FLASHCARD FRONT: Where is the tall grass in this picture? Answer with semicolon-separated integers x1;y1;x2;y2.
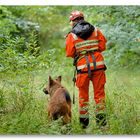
0;69;140;135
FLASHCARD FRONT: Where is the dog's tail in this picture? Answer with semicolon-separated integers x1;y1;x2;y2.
64;91;71;118
64;91;71;109
64;91;71;102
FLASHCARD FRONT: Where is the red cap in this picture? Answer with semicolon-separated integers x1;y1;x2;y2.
69;11;84;21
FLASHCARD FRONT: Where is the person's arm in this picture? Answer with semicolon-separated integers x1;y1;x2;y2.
97;29;107;52
65;33;76;58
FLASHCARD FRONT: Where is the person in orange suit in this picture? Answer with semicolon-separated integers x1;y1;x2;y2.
65;10;107;128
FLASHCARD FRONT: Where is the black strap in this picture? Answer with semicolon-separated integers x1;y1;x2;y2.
77;67;107;74
74;51;97;78
85;55;92;78
73;83;75;104
91;53;96;70
72;68;77;83
72;68;77;104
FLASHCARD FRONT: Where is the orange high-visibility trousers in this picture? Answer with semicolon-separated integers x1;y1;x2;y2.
76;70;106;118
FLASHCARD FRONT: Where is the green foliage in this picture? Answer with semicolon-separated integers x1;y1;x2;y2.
84;6;140;68
0;6;140;135
1;6;140;72
0;6;41;73
0;70;140;134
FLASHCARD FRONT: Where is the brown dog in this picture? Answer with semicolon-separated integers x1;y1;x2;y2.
43;76;71;124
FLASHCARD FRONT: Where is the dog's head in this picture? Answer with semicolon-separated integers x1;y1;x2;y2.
43;75;62;96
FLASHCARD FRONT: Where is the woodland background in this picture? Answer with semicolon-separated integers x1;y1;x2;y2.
0;6;140;135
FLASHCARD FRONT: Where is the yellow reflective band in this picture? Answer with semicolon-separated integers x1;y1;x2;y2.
80;114;89;118
79;106;89;111
75;40;99;49
94;27;98;37
95;109;106;115
77;61;105;70
77;47;99;54
79;108;88;112
71;33;78;40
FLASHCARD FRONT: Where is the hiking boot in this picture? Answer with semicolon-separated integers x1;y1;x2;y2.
80;118;89;129
96;113;107;127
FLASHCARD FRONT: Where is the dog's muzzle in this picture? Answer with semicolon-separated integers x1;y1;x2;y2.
43;88;49;94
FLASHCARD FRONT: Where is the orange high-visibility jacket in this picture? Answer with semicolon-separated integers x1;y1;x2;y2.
65;28;107;72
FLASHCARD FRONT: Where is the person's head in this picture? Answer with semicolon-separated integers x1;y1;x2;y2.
69;10;84;26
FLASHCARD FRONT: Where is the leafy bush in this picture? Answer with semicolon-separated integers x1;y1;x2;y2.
0;6;140;135
87;6;140;68
0;6;41;73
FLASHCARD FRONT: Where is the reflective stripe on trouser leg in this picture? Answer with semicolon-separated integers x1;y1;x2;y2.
79;93;89;119
78;74;90;119
79;106;89;118
79;106;89;128
91;70;106;113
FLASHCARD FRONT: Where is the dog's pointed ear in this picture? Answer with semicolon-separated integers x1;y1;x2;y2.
49;76;54;86
56;76;61;83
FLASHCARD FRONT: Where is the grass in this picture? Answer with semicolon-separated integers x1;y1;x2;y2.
0;68;140;135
